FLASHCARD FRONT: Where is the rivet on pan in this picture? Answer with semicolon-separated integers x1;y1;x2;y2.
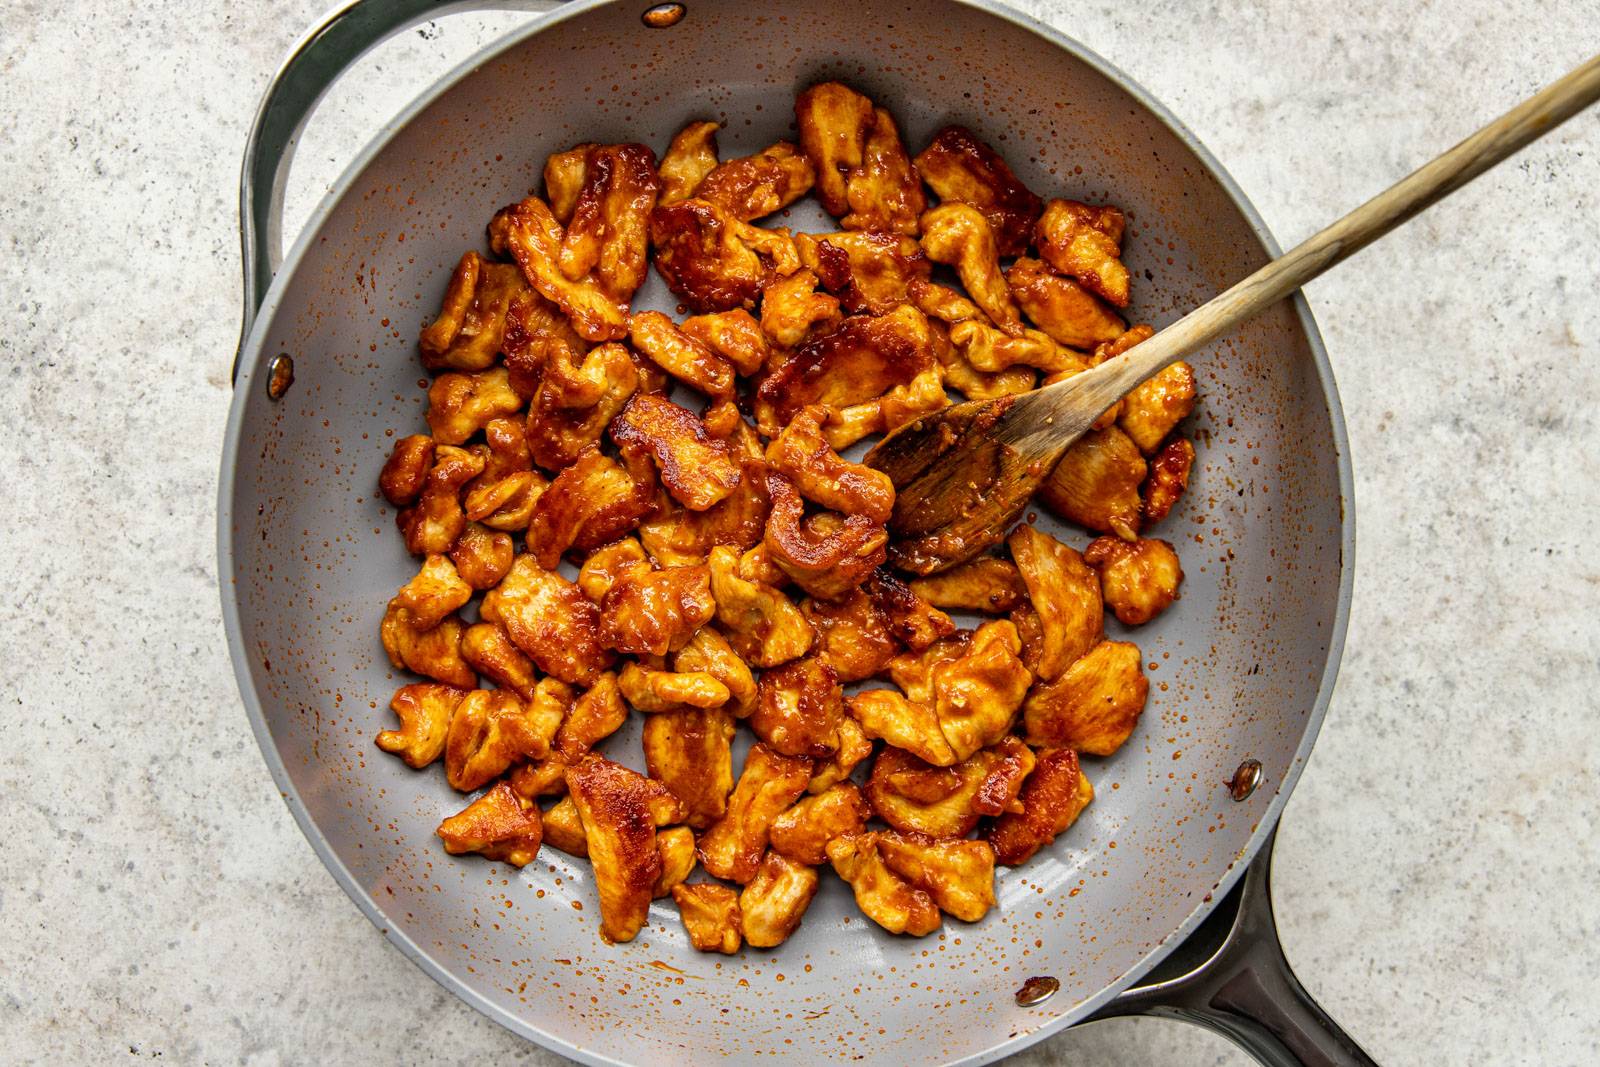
1228;758;1263;801
641;2;685;28
1014;976;1059;1007
266;354;295;400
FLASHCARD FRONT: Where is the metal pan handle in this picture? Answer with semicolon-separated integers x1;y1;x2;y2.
234;0;558;383
1091;827;1378;1067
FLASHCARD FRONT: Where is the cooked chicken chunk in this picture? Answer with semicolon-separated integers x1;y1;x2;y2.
1034;199;1130;307
807;716;874;795
1120;361;1198;455
695;141;815;221
672;882;742;954
1038;425;1147;541
436;781;543;867
909;557;1027;614
1142;436;1195;525
444;683;565;792
825;833;941;936
610;392;742;512
1023;640;1149;755
1007;525;1104;681
751;655;844;758
600;564;716;656
658;121;721;206
984;747;1094;865
565;755;680;943
490;196;629;341
524;446;654;568
420;252;529;371
380;603;475;688
1005;257;1126;349
1083;536;1183;626
796;229;930;314
913;125;1043;257
769;782;872;866
642;707;736;829
919;203;1022;336
479;555;613;686
875;831;996;922
707;545;815;668
801;589;898;683
740;851;821;948
459;622;538;700
376;683;467;768
865;736;1034;839
697;743;812;884
766;405;895;523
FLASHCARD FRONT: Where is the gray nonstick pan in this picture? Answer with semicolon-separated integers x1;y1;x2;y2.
218;1;1359;1063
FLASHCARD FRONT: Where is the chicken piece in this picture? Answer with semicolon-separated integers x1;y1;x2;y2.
796;82;873;216
643;707;736;828
450;522;515;590
672;883;742;954
523;341;641;470
650;197;800;313
924;311;1036;401
1084;536;1183;626
376;683;467;768
769;782;871;866
490;196;628;341
758;268;842;348
1120;361;1197;455
638;453;770;567
424;367;522;447
865;568;956;651
459;622;538;700
444;684;566;792
913;125;1043;257
796;230;931;315
765;406;895;523
680;308;769;376
707;545;815;668
420;252;529;371
576;537;650;603
672;625;759;718
479;555;613;686
538;794;589;856
825;833;941;936
628;310;736;399
1072;324;1153;430
875;831;996;923
928;620;1032;763
658;121;721;205
696;141;815;221
619;661;731;712
557;143;660;302
462;418;544;532
653;826;698;898
847;106;925;233
1038;425;1147;542
808;716;873;794
909;557;1027;614
751;655;844;759
380;434;435;507
1023;640;1148;755
500;287;587;398
610;392;742;512
1142;436;1195;525
436;781;543;867
763;474;888;601
740;851;821;948
947;317;1086;375
1007;525;1104;682
818;364;949;450
393;554;473;630
565;756;673;943
697;743;813;883
737;540;790;589
865;736;1034;838
801;589;898;683
1034;199;1130;307
544;143;596;223
755;304;935;432
1005;257;1126;349
848;688;955;766
380;604;475;688
508;670;627;799
601;564;715;656
919;203;1022;336
984;748;1094;865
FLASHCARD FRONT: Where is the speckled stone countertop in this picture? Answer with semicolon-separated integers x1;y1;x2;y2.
3;1;1597;1063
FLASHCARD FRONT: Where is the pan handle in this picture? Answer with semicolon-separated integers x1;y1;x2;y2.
1089;827;1378;1067
234;0;560;384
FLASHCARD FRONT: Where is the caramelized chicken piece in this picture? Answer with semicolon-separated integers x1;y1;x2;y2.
796;230;930;315
923;309;1036;401
1120;361;1197;455
818;364;949;450
565;755;674;943
1035;199;1130;307
875;831;996;922
420;252;529;371
393;554;473;630
919;203;1022;336
576;537;650;603
1005;257;1125;349
376;683;467;768
380;604;475;688
847;106;925;233
1084;536;1183;626
1023;640;1148;755
865;736;1034;839
643;707;736;829
654;826;697;898
927;620;1032;763
909;557;1026;614
707;545;815;668
459;622;539;700
765;406;895;523
450;522;515;590
1038;425;1147;542
672;883;742;954
444;684;565;792
848;688;955;766
424;367;523;447
947;317;1086;375
825;832;941;936
763;474;888;601
679;308;769;376
808;716;873;794
558;143;660;302
522;341;641;470
801;589;898;683
913;126;1043;257
496;671;625;802
695;141;815;221
1077;325;1155;434
1007;525;1104;682
984;747;1094;865
601;564;715;656
769;782;871;866
865;568;956;651
380;434;435;507
436;781;543;867
697;743;813;883
619;660;731;712
658;121;721;206
463;417;544;532
479;555;613;686
1142;436;1195;525
751;655;844;758
628;310;736;399
501;287;588;398
544;143;596;223
610;392;741;512
740;851;821;948
490;196;629;342
650;197;800;313
672;625;759;718
539;795;589;854
755;304;934;431
638;453;770;566
524;447;654;568
758;268;842;348
796;82;873;216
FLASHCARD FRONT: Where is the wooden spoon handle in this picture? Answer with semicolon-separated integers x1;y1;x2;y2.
1079;51;1600;401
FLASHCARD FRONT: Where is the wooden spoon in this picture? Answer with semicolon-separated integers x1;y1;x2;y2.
867;53;1600;574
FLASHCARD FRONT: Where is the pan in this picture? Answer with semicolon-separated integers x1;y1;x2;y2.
218;1;1360;1063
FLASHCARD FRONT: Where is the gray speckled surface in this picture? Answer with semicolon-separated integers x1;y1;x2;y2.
2;1;1597;1064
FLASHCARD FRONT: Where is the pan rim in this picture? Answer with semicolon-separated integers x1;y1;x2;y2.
216;1;1356;1063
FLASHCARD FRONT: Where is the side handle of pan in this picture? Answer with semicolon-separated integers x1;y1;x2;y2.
234;0;561;384
1090;827;1378;1067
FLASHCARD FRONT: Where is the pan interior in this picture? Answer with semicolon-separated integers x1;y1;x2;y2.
222;1;1346;1063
